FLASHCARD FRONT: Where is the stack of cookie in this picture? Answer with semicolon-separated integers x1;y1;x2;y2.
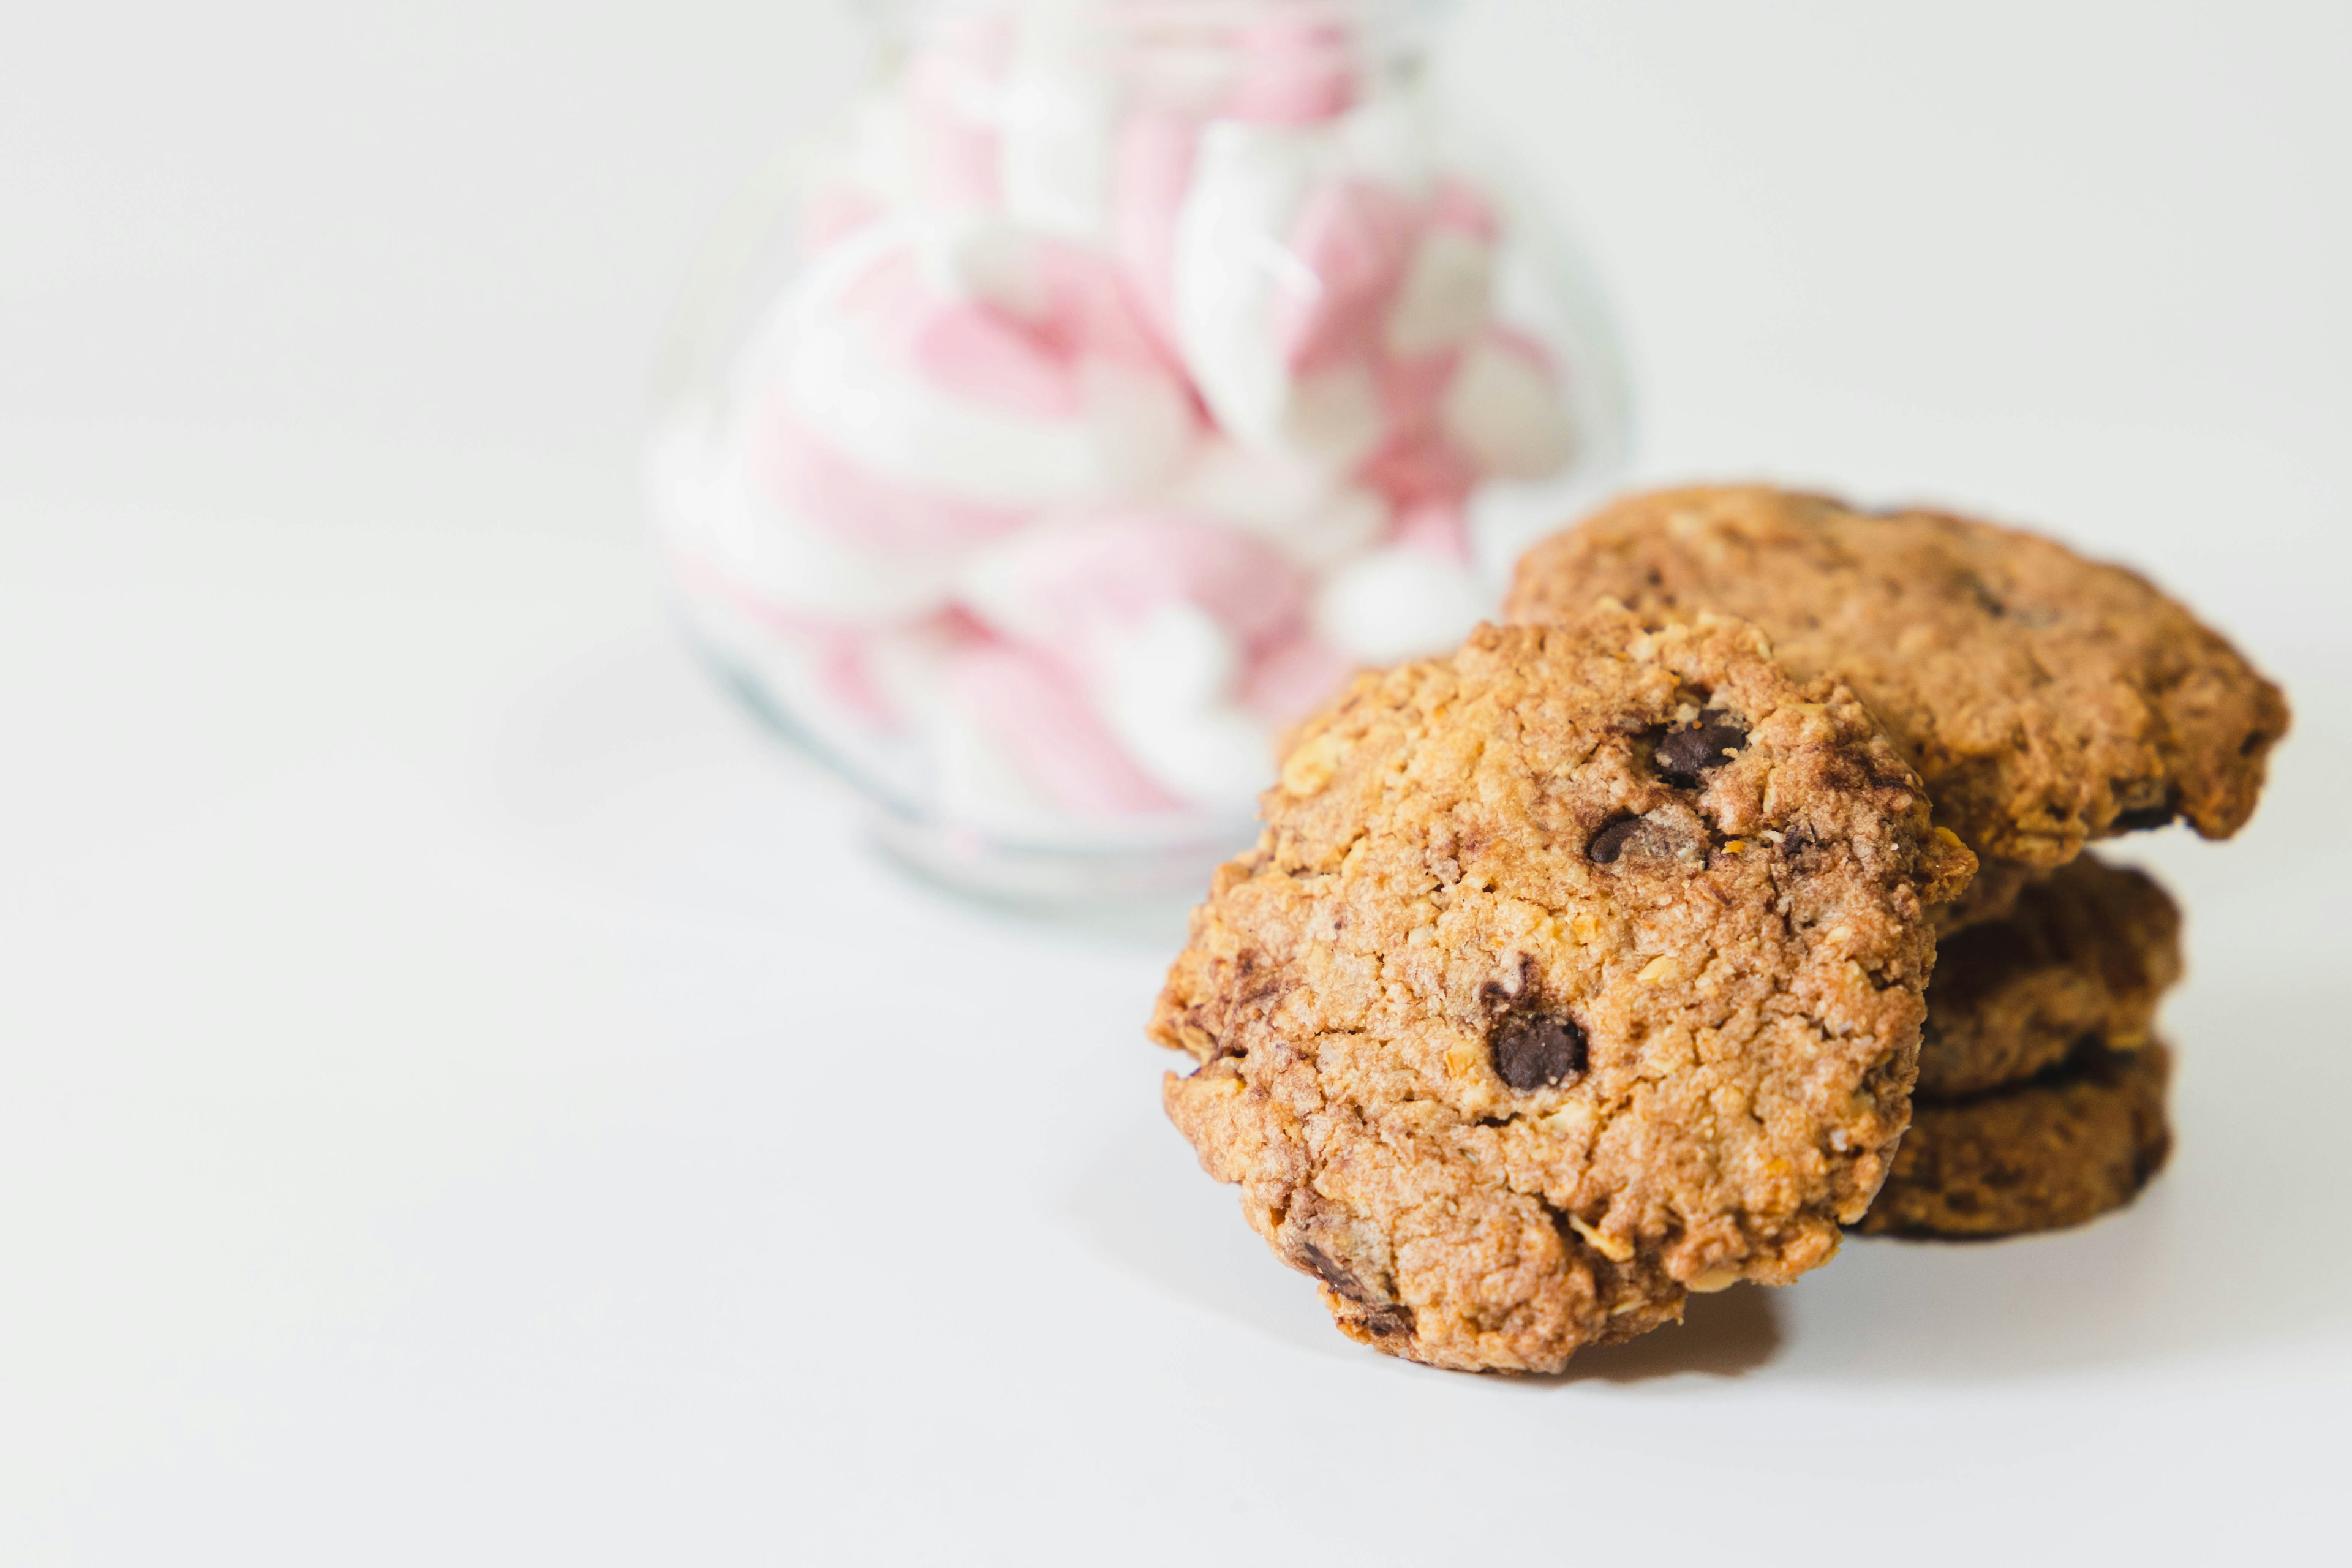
1505;487;2287;1240
1146;485;2284;1374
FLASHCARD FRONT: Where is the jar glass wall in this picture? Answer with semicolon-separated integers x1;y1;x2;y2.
647;0;1629;908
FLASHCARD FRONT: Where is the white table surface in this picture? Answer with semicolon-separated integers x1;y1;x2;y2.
6;2;2349;1561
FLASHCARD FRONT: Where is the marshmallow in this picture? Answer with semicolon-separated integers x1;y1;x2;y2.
959;513;1314;809
903;11;1014;210
656;431;957;627
1227;15;1359;125
1275;178;1420;372
1441;329;1577;481
1161;439;1387;571
947;642;1182;815
1112;110;1199;349
1390;499;1472;561
663;2;1614;834
959;512;1310;665
1385;205;1496;358
1172;120;1394;467
1171;113;1483;475
745;402;1034;555
778;221;1196;510
1313;542;1491;666
1240;627;1359;729
1099;601;1280;809
998;0;1123;237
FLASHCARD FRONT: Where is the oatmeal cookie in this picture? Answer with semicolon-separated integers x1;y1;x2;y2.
1152;609;1975;1372
1505;486;2288;867
1930;855;2044;937
1920;854;2181;1097
1859;1044;2172;1238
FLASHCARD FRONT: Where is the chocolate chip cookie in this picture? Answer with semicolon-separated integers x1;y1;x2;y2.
1920;854;2182;1096
1505;486;2289;867
1930;854;2044;937
1152;609;1975;1372
1858;1043;2173;1238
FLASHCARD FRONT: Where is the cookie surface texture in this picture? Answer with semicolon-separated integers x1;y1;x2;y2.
1929;856;2045;937
1919;854;2182;1097
1859;1044;2173;1238
1152;611;1975;1373
1505;486;2289;866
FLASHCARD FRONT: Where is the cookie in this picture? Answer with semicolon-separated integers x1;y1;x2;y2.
1505;486;2289;867
1920;854;2182;1096
1858;1044;2173;1238
1929;854;2044;937
1150;609;1975;1373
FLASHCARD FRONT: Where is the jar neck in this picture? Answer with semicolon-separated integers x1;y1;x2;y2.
873;0;1446;116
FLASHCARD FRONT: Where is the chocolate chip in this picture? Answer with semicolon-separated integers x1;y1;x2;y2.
1588;816;1644;863
2239;729;2271;757
1492;1013;1588;1090
1478;953;1537;1009
1357;1304;1415;1338
1657;709;1747;786
1300;1242;1369;1303
2113;803;2176;832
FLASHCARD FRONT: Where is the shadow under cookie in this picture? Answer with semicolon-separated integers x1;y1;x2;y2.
1548;1285;1783;1383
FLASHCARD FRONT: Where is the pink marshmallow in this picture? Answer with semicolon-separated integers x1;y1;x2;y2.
846;236;1173;394
903;13;1013;209
1240;629;1359;729
834;247;935;342
1390;499;1472;562
1357;345;1478;511
1359;432;1479;513
1227;18;1359;125
1489;324;1561;377
950;644;1183;815
1112;111;1200;353
744;406;1035;554
1373;342;1462;434
912;301;1084;419
1030;241;1178;375
1276;179;1420;374
961;514;1311;667
785;225;1197;508
1425;176;1502;244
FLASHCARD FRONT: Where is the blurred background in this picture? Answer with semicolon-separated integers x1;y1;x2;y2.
4;2;2348;1561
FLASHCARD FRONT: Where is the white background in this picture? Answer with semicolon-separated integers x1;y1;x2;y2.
5;2;2348;1561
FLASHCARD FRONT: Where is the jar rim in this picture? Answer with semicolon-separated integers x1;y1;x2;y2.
865;0;1456;47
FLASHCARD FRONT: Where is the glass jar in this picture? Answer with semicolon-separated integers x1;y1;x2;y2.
647;0;1629;909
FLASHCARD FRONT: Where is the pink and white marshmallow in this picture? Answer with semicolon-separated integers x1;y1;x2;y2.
776;219;1196;514
667;1;1610;829
957;512;1330;808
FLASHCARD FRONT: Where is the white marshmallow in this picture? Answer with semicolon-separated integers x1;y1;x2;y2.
1163;439;1388;571
1313;545;1491;666
998;0;1123;238
911;212;1054;320
1170;120;1317;448
706;450;959;625
1100;602;1280;809
1441;336;1577;481
650;424;957;626
1385;228;1495;358
778;222;1194;510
